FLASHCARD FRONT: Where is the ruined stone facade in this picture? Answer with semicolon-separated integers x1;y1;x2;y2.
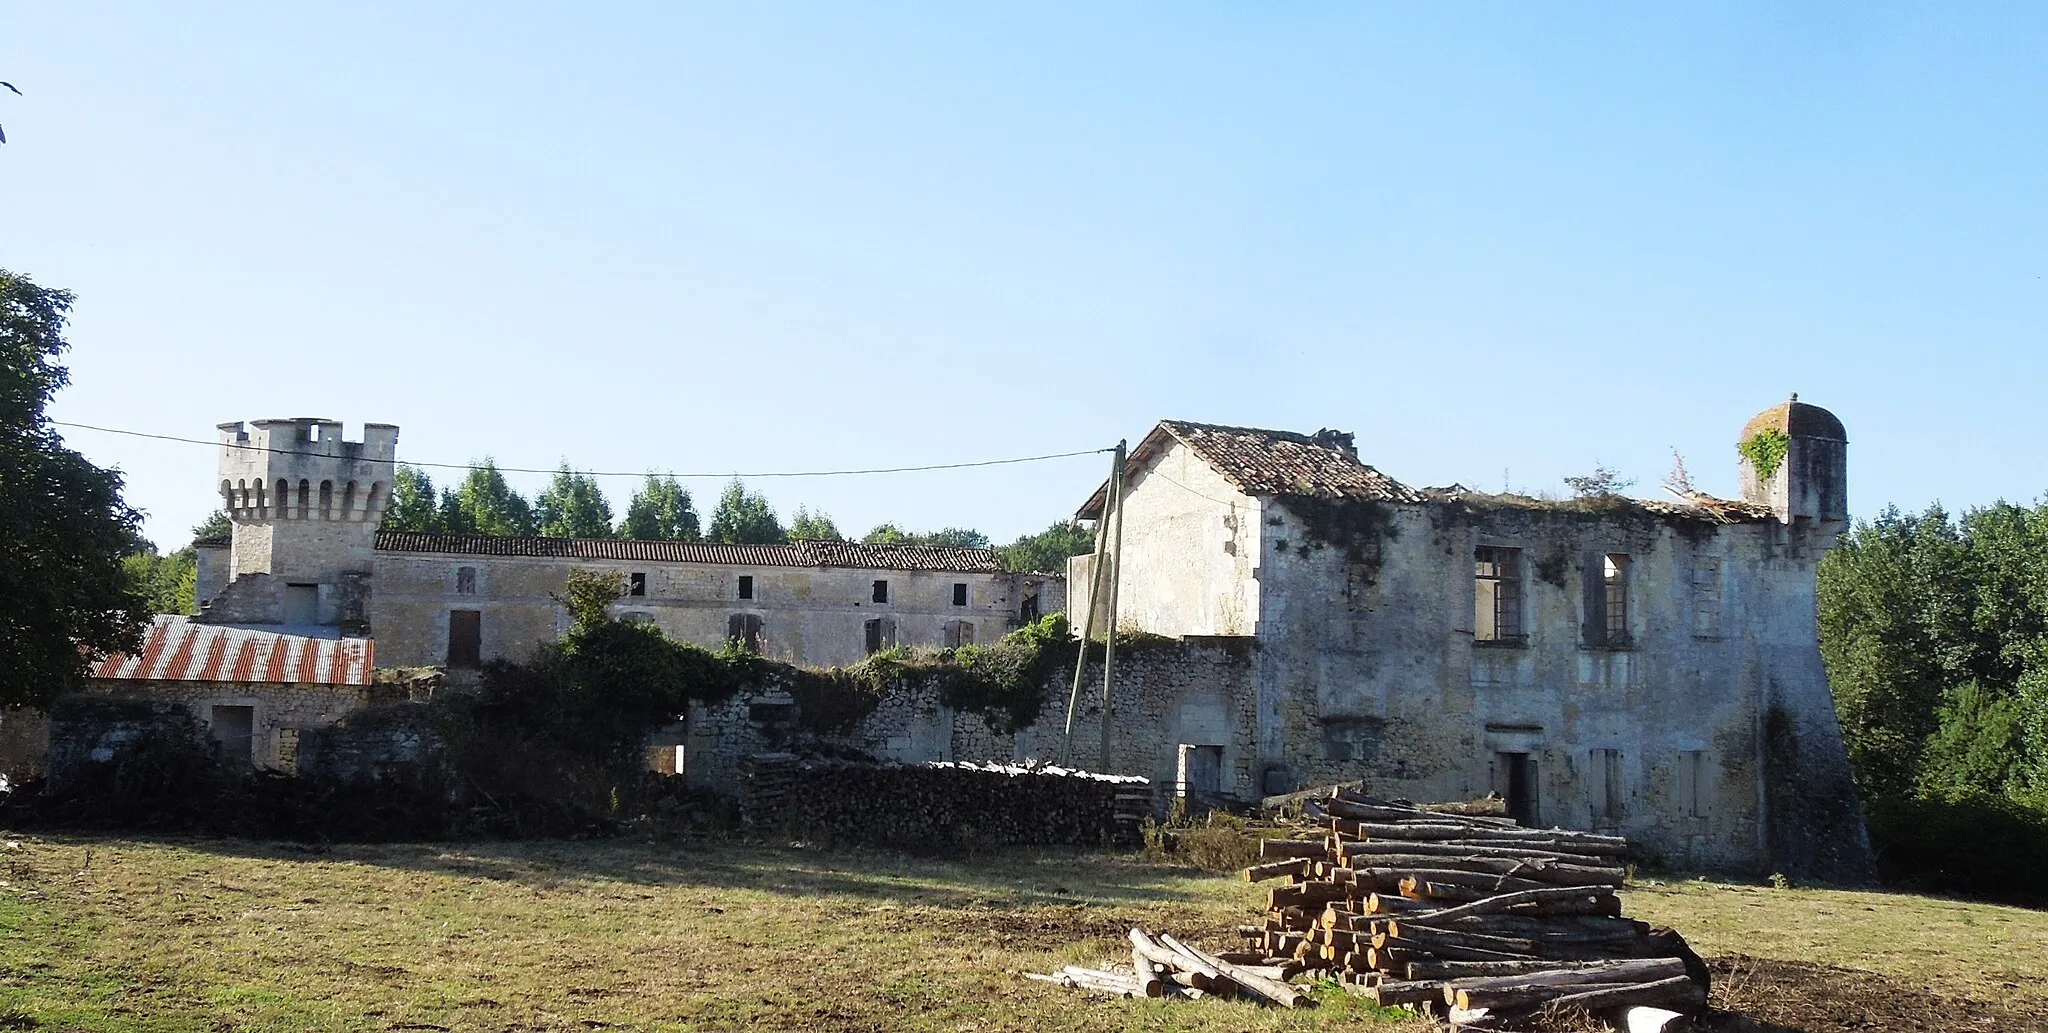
370;535;1063;670
1062;408;1869;879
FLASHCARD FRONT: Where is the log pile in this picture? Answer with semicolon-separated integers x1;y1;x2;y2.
741;754;1148;847
1238;788;1708;1028
1024;927;1315;1007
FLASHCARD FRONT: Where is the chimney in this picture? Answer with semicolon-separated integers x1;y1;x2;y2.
1311;428;1358;458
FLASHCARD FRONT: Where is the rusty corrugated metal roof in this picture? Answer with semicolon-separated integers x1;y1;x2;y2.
374;532;1007;573
92;616;374;686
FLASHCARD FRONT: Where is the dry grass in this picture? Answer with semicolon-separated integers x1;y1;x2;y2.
0;835;2042;1032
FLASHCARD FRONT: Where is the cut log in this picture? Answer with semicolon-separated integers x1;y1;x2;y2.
1394;869;1553;894
1364;979;1448;1006
1245;858;1312;882
1439;958;1687;999
1381;922;1541;955
1541;975;1708;1015
1400;879;1493;903
1371;934;1537;963
1407;886;1621;924
1409;958;1635;980
1164;934;1314;1009
1338;838;1626;865
1131;943;1165;998
1130;928;1222;991
1442;836;1630;858
1455;981;1638;1010
1365;893;1428;914
1367;946;1422;971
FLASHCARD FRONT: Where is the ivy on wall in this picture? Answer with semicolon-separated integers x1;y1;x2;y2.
1739;428;1792;480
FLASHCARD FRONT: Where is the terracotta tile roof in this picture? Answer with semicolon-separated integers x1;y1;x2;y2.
91;616;374;686
1078;420;1421;517
374;532;1007;573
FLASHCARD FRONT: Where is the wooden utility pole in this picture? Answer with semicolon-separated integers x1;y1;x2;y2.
1097;440;1127;773
1061;443;1122;765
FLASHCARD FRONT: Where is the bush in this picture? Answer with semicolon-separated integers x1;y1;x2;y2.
1865;793;2048;904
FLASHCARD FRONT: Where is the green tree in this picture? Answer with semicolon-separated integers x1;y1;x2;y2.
536;464;614;539
998;520;1096;573
707;479;784;544
788;506;841;541
191;509;231;541
445;459;536;536
860;524;989;549
384;464;443;532
0;269;151;705
619;475;701;541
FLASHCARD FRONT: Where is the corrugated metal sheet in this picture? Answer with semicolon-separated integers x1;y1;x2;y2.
374;532;1006;573
91;616;374;686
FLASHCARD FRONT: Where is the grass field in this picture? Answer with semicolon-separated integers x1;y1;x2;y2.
0;834;2043;1032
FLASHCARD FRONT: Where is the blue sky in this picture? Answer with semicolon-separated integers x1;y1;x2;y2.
4;3;2044;549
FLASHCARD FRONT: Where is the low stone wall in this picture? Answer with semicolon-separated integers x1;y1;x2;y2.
676;637;1260;810
737;753;1147;848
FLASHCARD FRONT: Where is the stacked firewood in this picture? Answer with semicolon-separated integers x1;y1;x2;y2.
1240;788;1707;1027
742;754;1149;847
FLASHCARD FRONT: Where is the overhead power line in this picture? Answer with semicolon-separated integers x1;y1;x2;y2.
49;420;1114;479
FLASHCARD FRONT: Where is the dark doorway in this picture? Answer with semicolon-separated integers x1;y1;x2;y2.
210;705;255;763
1498;751;1539;826
448;609;482;668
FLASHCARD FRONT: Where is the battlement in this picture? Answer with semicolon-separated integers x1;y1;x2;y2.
217;418;400;525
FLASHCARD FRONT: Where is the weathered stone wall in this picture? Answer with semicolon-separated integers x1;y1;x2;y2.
296;703;447;783
675;638;1259;807
1069;438;1262;638
61;679;379;772
373;551;1057;669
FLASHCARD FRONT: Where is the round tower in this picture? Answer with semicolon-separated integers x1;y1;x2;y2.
1737;394;1846;528
209;419;398;626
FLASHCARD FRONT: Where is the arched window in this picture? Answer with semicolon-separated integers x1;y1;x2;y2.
298;480;311;512
276;480;291;518
318;480;334;519
342;480;358;519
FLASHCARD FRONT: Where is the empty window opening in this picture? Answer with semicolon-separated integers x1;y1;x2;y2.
455;566;477;595
1495;752;1539;827
1603;554;1631;645
1177;744;1224;800
1692;558;1723;638
952;582;969;607
283;584;319;625
319;480;334;519
1590;748;1624;824
944;619;975;648
728;613;764;655
863;617;896;655
276;479;291;518
748;701;796;726
629;572;647;597
1474;546;1524;645
298;479;311;512
1020;582;1041;623
738;575;754;600
210;705;256;764
872;580;889;604
447;609;482;668
1678;750;1707;819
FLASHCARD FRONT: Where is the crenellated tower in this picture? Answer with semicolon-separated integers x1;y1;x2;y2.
204;418;399;628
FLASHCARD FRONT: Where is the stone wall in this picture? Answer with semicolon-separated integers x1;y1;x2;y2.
0;707;51;781
674;637;1260;811
373;551;1058;670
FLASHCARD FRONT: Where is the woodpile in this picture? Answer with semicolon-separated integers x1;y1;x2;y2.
1024;789;1710;1031
1239;788;1708;1028
739;753;1148;847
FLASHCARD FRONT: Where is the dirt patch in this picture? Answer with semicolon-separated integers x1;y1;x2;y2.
1702;955;2042;1033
